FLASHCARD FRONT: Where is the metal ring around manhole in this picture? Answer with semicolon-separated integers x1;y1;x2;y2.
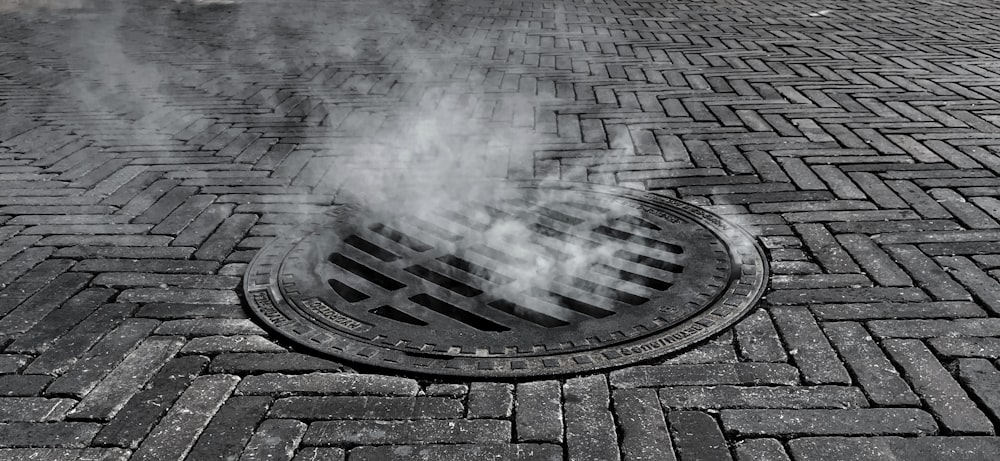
244;180;768;378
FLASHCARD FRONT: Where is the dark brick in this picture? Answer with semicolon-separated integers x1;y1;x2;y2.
92;355;208;449
0;422;101;448
788;436;1000;461
186;396;271;461
44;319;159;397
241;419;307;461
734;310;787;362
130;374;239;461
564;375;620;461
735;438;790;461
721;409;937;436
823;322;919;406
658;385;866;410
610;363;799;388
468;382;513;419
612;389;675;461
209;353;347;374
303;420;510;445
194;213;258;261
514;380;562;443
269;396;462;420
771;307;850;385
347;444;563;461
884;339;994;434
669;411;733;461
72;258;220;274
237;373;419;397
6;287;114;354
23;303;137;375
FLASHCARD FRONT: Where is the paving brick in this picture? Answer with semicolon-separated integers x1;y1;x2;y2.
812;301;986;320
936;256;1000;315
868;319;1000;338
303;420;510;446
669;411;732;461
823;322;919;406
514;380;562;443
0;422;101;448
0;397;75;422
209;353;347;374
930;337;1000;358
347;444;563;461
293;447;346;461
180;335;284;355
154;319;263;336
0;448;130;460
236;373;419;397
788;436;1000;461
884;245;971;301
240;419;307;461
836;234;911;287
721;409;937;437
91;356;208;449
44;318;160;398
771;307;850;384
468;382;513;419
0;375;52;397
118;287;240;305
611;389;675;461
735;438;790;461
94;272;239;289
658;385;866;410
765;287;928;305
733;310;787;362
186;395;271;461
955;358;1000;423
136;303;247;319
269;396;463;420
130;374;240;461
610;363;799;388
194;213;258;261
883;339;994;434
6;287;114;354
565;375;619;461
67;336;185;421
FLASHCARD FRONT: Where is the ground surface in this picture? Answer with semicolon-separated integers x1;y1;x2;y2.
3;0;1000;459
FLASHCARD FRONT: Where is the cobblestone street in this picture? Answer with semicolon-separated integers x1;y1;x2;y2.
3;0;1000;459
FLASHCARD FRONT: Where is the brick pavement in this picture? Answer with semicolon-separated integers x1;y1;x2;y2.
2;0;1000;459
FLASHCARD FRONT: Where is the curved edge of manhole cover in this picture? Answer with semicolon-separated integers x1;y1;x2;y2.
243;180;769;378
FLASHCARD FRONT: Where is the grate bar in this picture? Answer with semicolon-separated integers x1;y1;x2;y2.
409;293;509;332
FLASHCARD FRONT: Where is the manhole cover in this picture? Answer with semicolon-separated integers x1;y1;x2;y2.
245;181;767;377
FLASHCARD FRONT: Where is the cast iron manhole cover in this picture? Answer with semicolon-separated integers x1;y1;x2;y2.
245;181;767;377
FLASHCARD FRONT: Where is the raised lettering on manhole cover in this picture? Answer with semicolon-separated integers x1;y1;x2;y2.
245;181;767;377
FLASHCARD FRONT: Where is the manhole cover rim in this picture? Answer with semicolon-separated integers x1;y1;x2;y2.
244;180;769;378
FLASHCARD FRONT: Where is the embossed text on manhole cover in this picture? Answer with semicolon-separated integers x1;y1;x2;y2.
244;181;767;377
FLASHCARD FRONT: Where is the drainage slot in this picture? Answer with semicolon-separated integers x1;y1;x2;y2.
565;276;649;305
329;253;405;291
488;300;569;328
405;265;484;297
370;305;427;326
594;225;683;254
438;255;513;285
615;249;684;273
368;223;433;252
410;293;509;332
593;264;672;291
534;289;615;318
344;235;399;262
328;279;370;302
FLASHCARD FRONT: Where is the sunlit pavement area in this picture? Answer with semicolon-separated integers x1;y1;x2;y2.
4;0;1000;459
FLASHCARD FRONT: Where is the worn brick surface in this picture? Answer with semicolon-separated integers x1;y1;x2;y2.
4;0;1000;456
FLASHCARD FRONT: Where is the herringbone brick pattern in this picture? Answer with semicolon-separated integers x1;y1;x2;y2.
3;0;1000;459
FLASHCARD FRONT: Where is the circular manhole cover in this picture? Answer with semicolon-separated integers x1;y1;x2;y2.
244;180;767;377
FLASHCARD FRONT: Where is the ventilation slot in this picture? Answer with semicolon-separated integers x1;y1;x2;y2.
370;305;427;326
329;253;405;290
614;249;684;273
328;279;369;302
616;214;661;230
410;294;509;331
534;289;614;318
593;264;672;291
405;265;483;297
594;225;682;254
368;223;433;252
344;235;398;262
488;300;569;328
438;255;513;285
566;276;649;305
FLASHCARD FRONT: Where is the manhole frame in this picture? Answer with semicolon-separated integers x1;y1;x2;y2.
244;180;768;378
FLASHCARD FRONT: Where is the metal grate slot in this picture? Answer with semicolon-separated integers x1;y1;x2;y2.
368;223;433;252
504;199;586;226
563;276;649;305
329;253;406;291
370;305;427;326
344;235;399;262
410;293;510;332
404;265;484;297
328;278;370;302
614;249;684;273
488;300;570;328
616;215;661;230
529;223;598;249
592;263;672;291
437;254;514;285
593;225;683;254
532;288;614;318
440;209;489;232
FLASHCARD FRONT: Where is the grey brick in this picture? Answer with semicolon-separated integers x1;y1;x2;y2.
515;380;563;443
346;444;563;461
771;307;850;385
611;363;799;388
884;339;993;434
823;322;919;406
658;385;867;410
269;396;463;420
612;388;675;461
669;411;732;461
237;373;419;397
240;419;307;461
564;375;620;461
302;420;510;445
468;382;513;419
721;409;937;436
